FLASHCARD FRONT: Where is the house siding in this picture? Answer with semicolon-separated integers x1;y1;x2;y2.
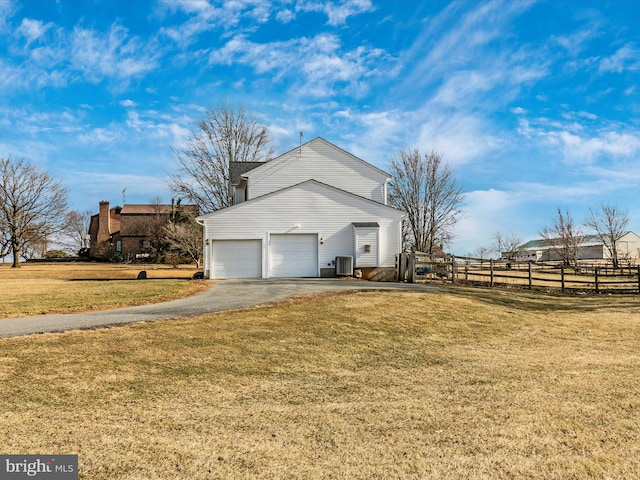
245;138;389;204
615;232;640;259
200;181;402;278
353;225;379;268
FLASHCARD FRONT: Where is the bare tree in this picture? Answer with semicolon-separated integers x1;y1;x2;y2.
0;157;68;267
492;232;522;262
389;149;464;254
584;204;629;268
540;208;583;266
20;232;49;260
60;210;92;255
162;218;203;267
472;246;492;260
146;196;170;259
168;105;273;213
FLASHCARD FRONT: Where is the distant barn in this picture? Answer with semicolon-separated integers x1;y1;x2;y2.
512;232;640;263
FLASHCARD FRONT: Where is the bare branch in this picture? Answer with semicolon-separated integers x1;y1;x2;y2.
492;232;522;261
539;208;583;266
584;204;629;268
0;157;68;267
59;210;92;255
389;149;464;253
168;105;273;213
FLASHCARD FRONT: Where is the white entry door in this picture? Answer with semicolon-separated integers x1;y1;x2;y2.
211;240;262;279
270;234;318;278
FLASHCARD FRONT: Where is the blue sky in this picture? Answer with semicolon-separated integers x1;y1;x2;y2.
1;0;639;255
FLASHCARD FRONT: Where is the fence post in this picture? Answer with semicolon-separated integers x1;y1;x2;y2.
451;256;456;284
637;266;640;294
399;253;406;282
408;253;416;284
595;268;599;294
561;264;565;293
465;263;469;282
490;259;494;287
528;262;532;289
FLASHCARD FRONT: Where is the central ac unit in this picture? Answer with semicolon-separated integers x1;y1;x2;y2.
335;256;353;276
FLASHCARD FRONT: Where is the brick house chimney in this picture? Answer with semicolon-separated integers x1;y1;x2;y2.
97;200;111;244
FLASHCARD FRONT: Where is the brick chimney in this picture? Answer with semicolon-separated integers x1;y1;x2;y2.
97;200;111;244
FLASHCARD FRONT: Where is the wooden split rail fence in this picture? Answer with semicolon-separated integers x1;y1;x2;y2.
396;252;640;294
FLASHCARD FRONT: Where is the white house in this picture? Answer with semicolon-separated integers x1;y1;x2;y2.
197;137;404;280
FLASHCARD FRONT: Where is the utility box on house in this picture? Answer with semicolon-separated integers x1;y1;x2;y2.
335;256;354;276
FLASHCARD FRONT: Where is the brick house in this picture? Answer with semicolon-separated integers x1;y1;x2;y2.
88;200;198;260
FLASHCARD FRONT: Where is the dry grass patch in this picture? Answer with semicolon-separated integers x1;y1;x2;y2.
0;263;206;318
1;287;640;479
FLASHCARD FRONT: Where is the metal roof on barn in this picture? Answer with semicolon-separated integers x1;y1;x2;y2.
517;233;630;250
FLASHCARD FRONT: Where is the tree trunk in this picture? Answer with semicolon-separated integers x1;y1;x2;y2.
11;241;20;268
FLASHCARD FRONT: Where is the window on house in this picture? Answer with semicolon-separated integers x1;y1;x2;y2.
115;240;122;253
140;240;151;249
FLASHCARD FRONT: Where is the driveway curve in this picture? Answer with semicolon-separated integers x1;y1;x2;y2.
0;278;439;338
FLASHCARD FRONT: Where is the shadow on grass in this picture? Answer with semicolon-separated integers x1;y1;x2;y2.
66;278;196;282
442;285;640;314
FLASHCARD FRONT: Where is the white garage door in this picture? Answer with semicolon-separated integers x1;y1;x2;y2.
270;234;318;278
211;240;262;279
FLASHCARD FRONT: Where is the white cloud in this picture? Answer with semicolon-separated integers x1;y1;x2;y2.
415;112;502;167
558;130;640;162
209;32;391;98
450;188;522;254
66;171;172;210
70;23;159;88
515;112;640;165
276;8;295;23
77;127;118;146
598;44;640;73
577;111;598;120
553;20;602;56
159;0;273;46
0;0;15;31
400;0;534;91
509;181;604;204
293;0;374;26
16;18;51;44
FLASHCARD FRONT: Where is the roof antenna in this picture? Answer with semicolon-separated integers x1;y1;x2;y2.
299;131;303;157
122;187;126;205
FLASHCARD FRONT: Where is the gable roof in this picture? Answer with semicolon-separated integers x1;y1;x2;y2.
197;179;404;221
241;137;391;181
120;204;198;215
229;161;266;185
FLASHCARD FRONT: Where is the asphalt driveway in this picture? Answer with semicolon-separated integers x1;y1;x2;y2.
0;278;438;338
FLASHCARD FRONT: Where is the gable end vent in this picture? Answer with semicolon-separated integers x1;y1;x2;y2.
335;256;353;276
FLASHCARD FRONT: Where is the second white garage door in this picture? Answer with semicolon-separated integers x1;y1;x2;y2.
211;240;262;279
270;234;318;278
